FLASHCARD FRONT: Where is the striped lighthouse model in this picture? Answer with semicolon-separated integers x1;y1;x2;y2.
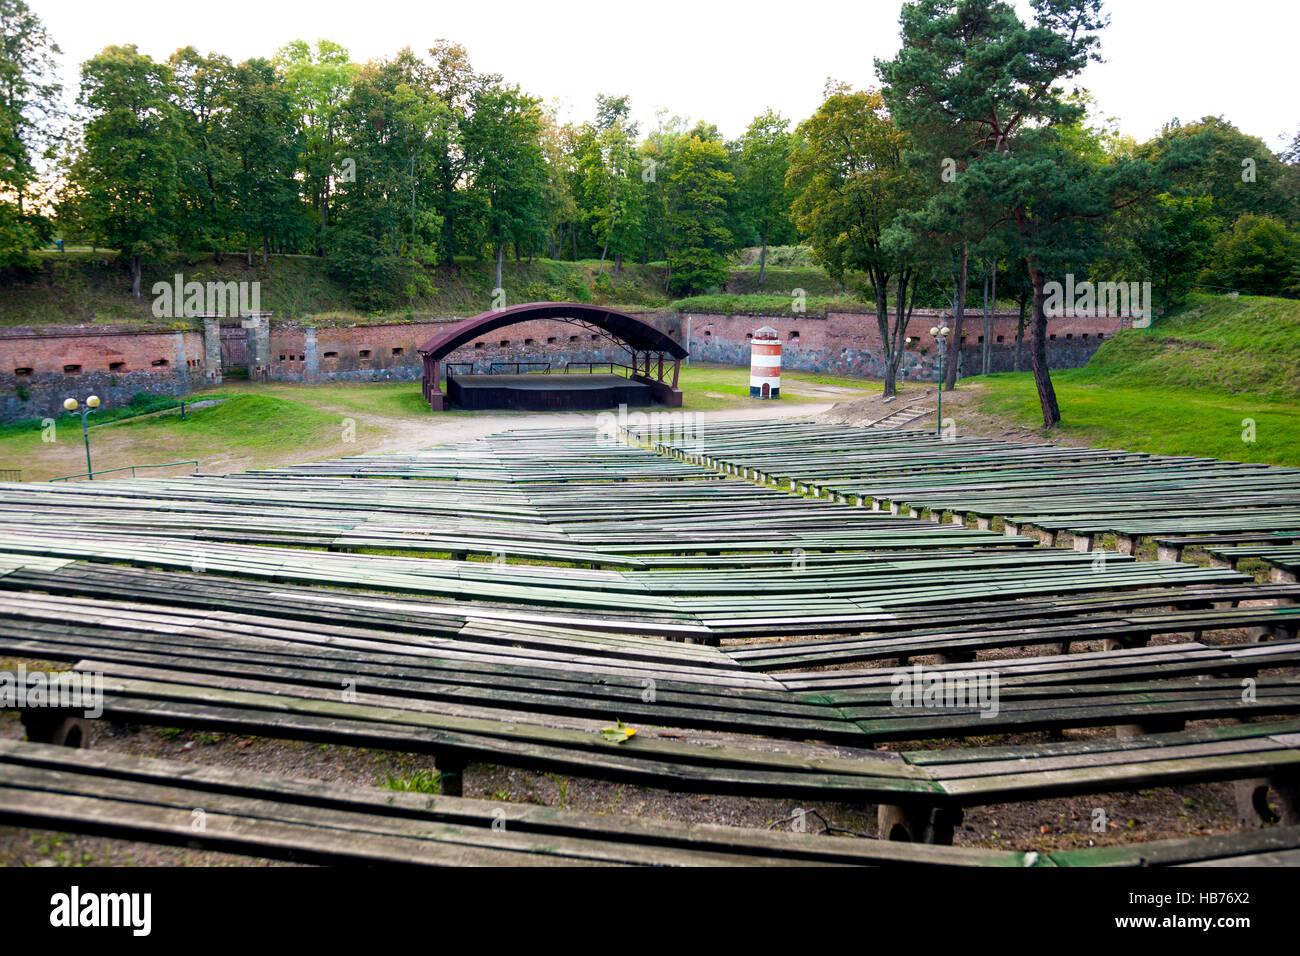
749;326;781;399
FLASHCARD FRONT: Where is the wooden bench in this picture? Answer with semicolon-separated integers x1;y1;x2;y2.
4;739;1300;866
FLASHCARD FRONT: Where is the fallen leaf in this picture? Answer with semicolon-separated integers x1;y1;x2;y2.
600;718;638;744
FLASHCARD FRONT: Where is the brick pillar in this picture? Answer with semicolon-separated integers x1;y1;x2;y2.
304;327;319;382
202;317;223;384
246;316;271;381
173;331;189;384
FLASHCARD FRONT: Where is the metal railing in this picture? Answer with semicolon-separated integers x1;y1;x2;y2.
489;362;550;374
49;460;199;482
564;362;634;376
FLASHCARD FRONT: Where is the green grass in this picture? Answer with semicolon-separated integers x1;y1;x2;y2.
970;372;1299;464
674;363;879;410
670;292;871;316
2;251;889;327
0;392;350;480
2;252;676;326
1069;294;1300;401
379;769;441;794
966;294;1300;466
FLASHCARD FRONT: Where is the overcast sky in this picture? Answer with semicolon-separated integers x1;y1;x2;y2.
31;0;1299;150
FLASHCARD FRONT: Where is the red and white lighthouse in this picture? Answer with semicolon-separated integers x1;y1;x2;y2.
749;326;780;399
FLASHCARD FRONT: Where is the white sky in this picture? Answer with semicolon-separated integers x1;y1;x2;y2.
32;0;1300;150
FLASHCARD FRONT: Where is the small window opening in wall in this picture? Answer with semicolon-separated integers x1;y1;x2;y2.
109;361;126;371
279;354;286;361
14;367;33;376
323;351;338;358
996;336;1004;343
789;331;799;340
746;333;753;339
568;335;579;343
960;336;968;345
151;359;169;367
547;336;556;344
704;330;712;337
524;338;535;346
1081;333;1089;340
359;349;372;358
978;336;984;344
1065;333;1073;340
1097;333;1105;340
64;364;82;374
1049;334;1057;341
499;340;509;347
392;347;403;355
474;342;485;350
589;334;598;340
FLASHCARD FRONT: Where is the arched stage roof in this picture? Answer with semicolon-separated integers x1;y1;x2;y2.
417;302;688;362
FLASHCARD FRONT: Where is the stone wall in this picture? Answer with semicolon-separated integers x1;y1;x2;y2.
0;326;208;421
0;306;1116;421
680;309;1124;381
0;315;654;421
268;317;634;384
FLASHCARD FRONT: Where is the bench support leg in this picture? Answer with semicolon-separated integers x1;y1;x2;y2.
1235;774;1300;828
21;710;89;748
435;754;468;798
1115;718;1184;739
933;650;976;665
877;803;963;845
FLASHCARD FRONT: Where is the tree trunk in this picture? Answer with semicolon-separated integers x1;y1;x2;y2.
597;230;611;277
1028;261;1061;427
130;255;142;298
317;194;327;258
758;236;767;286
944;244;967;391
981;269;991;375
495;244;504;291
887;271;914;398
875;271;895;397
1014;291;1028;373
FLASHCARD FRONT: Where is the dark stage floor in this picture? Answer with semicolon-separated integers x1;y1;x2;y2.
447;373;653;411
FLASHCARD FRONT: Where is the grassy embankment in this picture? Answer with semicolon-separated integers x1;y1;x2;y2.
965;294;1300;465
1;249;863;327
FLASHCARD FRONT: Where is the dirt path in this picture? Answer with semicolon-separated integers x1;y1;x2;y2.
353;401;835;456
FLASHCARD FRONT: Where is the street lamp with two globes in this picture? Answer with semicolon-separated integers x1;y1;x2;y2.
63;395;101;479
929;324;949;437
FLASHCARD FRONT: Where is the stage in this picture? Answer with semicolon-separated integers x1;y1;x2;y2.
446;373;654;411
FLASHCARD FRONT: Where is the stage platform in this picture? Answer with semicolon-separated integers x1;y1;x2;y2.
446;373;654;411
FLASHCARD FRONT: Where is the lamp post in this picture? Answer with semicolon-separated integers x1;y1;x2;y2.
63;395;101;479
929;324;949;437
